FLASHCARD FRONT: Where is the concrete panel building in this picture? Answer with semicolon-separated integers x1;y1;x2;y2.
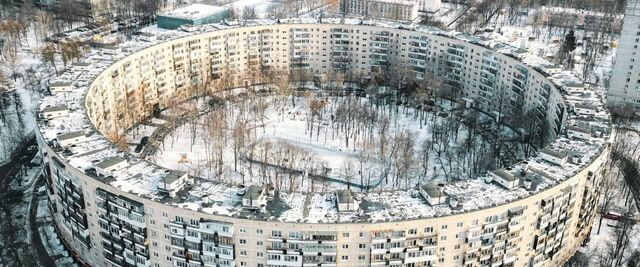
607;0;640;113
416;0;441;13
36;19;611;267
158;4;230;30
341;0;419;22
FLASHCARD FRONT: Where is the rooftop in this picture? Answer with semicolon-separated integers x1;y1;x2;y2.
163;170;186;185
421;183;444;198
492;169;517;182
73;62;91;66
540;147;568;159
57;131;84;141
49;81;72;87
567;125;591;134
42;105;69;113
95;156;126;169
337;189;355;204
244;185;263;200
36;18;611;223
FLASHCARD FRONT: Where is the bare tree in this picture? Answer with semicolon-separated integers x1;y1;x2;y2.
41;44;58;75
242;6;257;20
594;208;639;267
596;169;618;234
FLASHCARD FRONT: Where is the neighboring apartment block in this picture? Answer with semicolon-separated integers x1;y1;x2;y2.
341;0;420;22
608;0;640;113
416;0;441;13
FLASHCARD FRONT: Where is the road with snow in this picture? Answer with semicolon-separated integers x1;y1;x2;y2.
0;136;56;267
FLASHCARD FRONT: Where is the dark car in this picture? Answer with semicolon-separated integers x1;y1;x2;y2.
140;136;150;146
134;144;143;153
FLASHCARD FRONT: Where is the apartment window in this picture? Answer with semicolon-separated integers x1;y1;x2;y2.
457;222;463;227
174;216;183;223
256;229;263;235
358;255;366;260
441;225;448;230
440;236;447;241
240;239;247;244
343;233;350;237
257;241;263;246
187;230;197;238
272;230;282;237
424;227;433;233
341;255;349;260
359;232;365;237
359;244;366;249
161;212;167;218
342;244;349;249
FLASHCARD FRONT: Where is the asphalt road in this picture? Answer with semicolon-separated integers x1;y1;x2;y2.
29;172;57;267
0;136;56;267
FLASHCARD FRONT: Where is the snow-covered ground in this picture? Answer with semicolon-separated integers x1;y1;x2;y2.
142;94;520;191
35;195;77;267
579;215;640;266
0;27;53;163
226;0;281;18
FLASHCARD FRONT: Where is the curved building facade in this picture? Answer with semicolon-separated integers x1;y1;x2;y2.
37;19;611;267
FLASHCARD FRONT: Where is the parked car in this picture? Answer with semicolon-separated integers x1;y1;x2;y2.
603;211;622;221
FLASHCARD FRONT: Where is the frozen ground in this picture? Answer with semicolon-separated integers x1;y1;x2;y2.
36;195;77;267
140;93;522;191
226;0;281;18
579;215;640;266
0;27;53;163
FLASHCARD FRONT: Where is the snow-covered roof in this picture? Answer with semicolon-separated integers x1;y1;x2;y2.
540;147;568;159
36;18;611;223
95;156;126;169
41;105;68;113
160;4;228;21
162;170;187;185
57;131;84;141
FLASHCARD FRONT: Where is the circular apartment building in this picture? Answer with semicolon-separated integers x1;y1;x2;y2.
37;19;611;267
